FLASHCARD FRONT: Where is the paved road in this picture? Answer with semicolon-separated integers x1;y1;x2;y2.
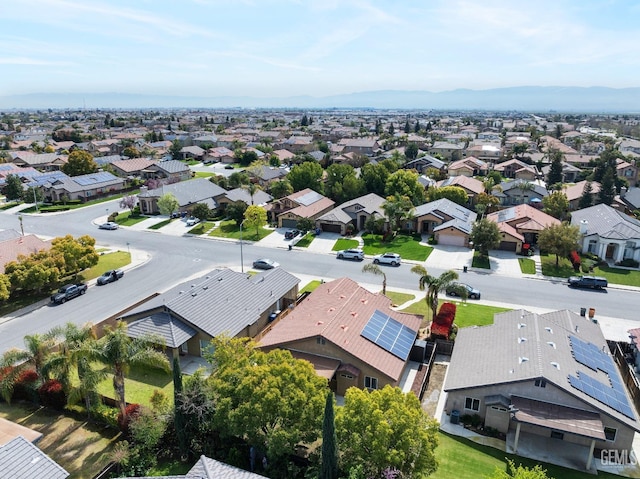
0;201;638;352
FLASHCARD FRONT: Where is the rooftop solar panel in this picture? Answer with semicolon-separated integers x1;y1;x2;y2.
296;190;324;206
361;310;417;361
73;171;116;186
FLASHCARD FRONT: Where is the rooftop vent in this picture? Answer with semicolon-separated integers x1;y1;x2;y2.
518;323;526;329
519;357;529;364
547;341;556;349
191;292;197;297
545;327;553;333
179;290;185;295
203;285;208;290
518;337;527;343
551;362;560;369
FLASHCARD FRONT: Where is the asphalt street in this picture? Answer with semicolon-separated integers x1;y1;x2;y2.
0;199;638;352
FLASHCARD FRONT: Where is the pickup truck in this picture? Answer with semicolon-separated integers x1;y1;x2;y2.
51;283;87;304
568;275;608;289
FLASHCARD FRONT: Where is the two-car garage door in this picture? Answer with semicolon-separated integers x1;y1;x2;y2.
438;234;466;247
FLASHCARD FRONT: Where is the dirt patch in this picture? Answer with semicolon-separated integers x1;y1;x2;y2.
421;363;448;418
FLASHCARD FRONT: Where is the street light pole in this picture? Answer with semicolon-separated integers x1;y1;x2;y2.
240;220;244;273
32;188;38;213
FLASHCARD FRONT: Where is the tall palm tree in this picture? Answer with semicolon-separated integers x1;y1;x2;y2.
362;263;387;296
410;265;459;321
68;355;107;419
86;321;170;417
515;180;535;205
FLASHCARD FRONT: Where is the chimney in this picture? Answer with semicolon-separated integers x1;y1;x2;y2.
621;186;628;198
579;219;588;235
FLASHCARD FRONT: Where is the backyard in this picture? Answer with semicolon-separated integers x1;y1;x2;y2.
361;233;433;261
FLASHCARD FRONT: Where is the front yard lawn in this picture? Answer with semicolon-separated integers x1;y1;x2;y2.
208;219;273;241
115;211;147;226
300;280;323;294
332;238;360;251
187;221;215;235
148;218;173;230
362;233;433;261
385;290;416;306
540;252;575;277
294;232;314;248
402;299;510;328
518;257;536;274
0;201;19;210
472;251;490;269
0;402;120;479
194;171;215;178
591;264;640;287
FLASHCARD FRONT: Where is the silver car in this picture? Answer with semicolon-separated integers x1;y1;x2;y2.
372;252;401;266
336;248;364;261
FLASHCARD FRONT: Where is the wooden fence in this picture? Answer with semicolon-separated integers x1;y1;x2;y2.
612;341;640;417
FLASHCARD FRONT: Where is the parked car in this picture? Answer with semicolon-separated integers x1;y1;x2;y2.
568;275;608;289
225;164;234;169
446;282;481;299
372;253;401;266
51;283;87;304
186;217;200;226
253;258;280;270
98;222;118;230
285;229;300;240
337;248;364;261
97;269;124;285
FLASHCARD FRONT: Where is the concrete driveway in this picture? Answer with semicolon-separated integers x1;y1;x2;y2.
425;245;474;271
255;227;291;249
306;232;341;254
487;249;523;277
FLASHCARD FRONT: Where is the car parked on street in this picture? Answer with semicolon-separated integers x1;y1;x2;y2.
285;229;300;240
98;222;118;230
51;283;87;304
568;275;608;289
446;282;481;299
336;248;364;261
372;252;401;266
253;258;280;270
97;269;124;285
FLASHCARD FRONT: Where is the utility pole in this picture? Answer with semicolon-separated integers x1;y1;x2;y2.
18;215;24;236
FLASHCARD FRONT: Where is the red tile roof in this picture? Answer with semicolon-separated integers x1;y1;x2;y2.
0;235;51;273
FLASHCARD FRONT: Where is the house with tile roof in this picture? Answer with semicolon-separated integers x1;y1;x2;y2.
541;161;583;184
404;155;446;174
203;146;234;164
444;309;640;471
10;152;68;171
110;157;157;177
0;435;69;479
120;268;299;361
571;203;640;264
258;277;422;396
246;165;288;187
336;137;381;156
137;177;227;215
486;204;560;252
412;198;477;247
494;159;539;181
117;455;266;479
142;159;192;182
493;179;548;206
0;231;51;273
428;141;464;161
267;188;335;228
40;171;125;202
435;176;484;204
447;156;489;177
316;193;386;234
564;181;601;211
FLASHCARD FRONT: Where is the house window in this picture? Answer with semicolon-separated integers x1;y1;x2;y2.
364;376;378;390
534;379;547;388
588;240;597;254
550;431;564;440
316;337;326;345
200;339;215;357
604;427;617;442
464;397;480;411
341;374;353;380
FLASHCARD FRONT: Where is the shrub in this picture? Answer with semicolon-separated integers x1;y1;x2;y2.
108;212;118;222
13;369;39;403
38;379;66;410
428;235;438;245
616;258;640;268
460;413;483;428
117;403;142;434
91;404;120;428
568;250;581;272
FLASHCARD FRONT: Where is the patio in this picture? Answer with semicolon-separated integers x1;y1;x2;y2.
179;354;211;376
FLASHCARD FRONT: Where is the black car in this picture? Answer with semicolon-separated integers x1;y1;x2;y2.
97;269;124;285
285;229;300;240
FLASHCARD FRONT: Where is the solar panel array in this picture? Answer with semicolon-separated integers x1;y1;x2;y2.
27;171;67;186
73;171;116;186
296;190;324;206
361;309;417;361
568;335;635;419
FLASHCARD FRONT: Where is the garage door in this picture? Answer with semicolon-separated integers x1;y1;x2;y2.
281;219;298;229
499;241;517;251
321;223;342;233
438;234;466;246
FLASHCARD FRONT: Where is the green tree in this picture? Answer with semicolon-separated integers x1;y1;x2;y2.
61;150;97;176
578;181;594;209
404;120;411;134
225;200;248;225
384;169;425;206
382;195;415;232
4;249;65;293
191;203;210;222
209;337;326;462
288;161;324;193
123;146;141;158
0;274;10;302
238;150;259;167
3;174;23;201
228;171;250;188
172;357;189;459
270;179;293;199
243;205;267;239
470;218;501;256
297;217;315;233
405;143;419;160
51;234;99;277
489;460;553;479
87;322;170;417
362;263;387;296
410;265;458;321
169;140;183;160
361;162;393;197
426;186;469;206
599;168;616;205
320;391;338;479
336;386;438;479
157;193;179;216
542;191;569;220
537;223;580;268
546;149;564;186
325;164;365;203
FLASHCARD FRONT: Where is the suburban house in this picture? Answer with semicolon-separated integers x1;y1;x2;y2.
110;158;157;178
404;155;446;174
217;187;273;209
486;204;560;252
0;164;39;186
435;176;484;205
141;160;192;182
281;136;315;154
564;181;602;211
447;156;489;177
444;309;640;471
464;143;502;163
0;230;51;273
246;165;288;188
571;203;640;264
337;138;381;156
541;161;583;184
179;145;206;161
493;179;548;206
40;171;125;202
258;277;422;396
615;187;640;214
267;188;335;228
119;268;299;362
137;178;227;215
204;146;234;164
272;149;296;164
428;141;463;161
316;193;386;234
0;435;69;478
616;158;638;186
494;159;539;180
412;198;477;246
10;152;68;171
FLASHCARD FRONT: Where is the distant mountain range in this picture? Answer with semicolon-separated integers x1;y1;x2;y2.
2;86;640;112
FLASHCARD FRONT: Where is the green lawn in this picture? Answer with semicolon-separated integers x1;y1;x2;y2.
0;201;19;210
518;258;536;274
431;432;623;479
540;252;575;277
148;218;173;230
187;221;216;235
384;290;416;306
362;233;433;261
115;211;147;226
332;238;360;251
472;251;490;269
300;280;323;294
194;171;215;178
95;363;173;407
591;264;640;287
208;219;273;241
402;299;510;328
20;191;140;214
294;232;314;248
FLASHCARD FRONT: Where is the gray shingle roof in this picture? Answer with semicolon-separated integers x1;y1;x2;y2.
122;268;299;338
116;456;267;479
571;203;640;240
317;193;386;224
413;198;477;225
139;178;227;207
128;312;197;348
224;188;273;206
152;159;190;174
0;435;69;479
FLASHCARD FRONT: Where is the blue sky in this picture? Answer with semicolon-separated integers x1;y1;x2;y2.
3;0;640;98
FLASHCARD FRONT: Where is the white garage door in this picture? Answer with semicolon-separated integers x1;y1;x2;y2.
438;234;466;246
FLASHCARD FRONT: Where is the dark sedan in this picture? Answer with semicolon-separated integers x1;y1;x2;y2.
446;282;481;299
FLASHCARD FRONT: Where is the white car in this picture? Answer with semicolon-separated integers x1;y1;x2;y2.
372;252;401;266
336;248;364;261
186;217;200;226
98;222;118;230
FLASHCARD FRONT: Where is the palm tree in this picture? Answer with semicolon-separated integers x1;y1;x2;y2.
86;321;170;417
243;182;262;205
410;265;459;321
68;355;107;419
362;263;387;296
516;180;535;205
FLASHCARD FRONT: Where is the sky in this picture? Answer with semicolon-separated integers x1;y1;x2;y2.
3;0;640;98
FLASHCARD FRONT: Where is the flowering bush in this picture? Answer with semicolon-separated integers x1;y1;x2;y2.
38;379;66;410
117;403;142;434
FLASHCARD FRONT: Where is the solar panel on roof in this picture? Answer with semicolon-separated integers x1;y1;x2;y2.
361;309;417;361
296;190;324;206
568;336;635;419
73;172;115;186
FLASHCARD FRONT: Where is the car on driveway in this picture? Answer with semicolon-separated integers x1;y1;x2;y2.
97;269;124;285
253;258;280;270
186;217;200;226
98;222;118;230
285;229;300;240
446;282;481;299
336;248;364;261
372;252;401;266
